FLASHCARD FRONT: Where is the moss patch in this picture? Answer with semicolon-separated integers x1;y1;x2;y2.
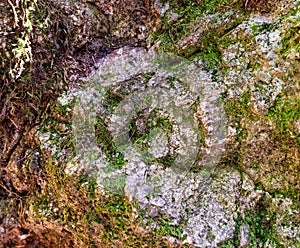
26;158;184;247
151;0;246;68
280;18;300;59
267;94;300;142
95;118;127;171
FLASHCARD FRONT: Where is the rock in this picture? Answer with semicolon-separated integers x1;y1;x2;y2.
35;0;300;246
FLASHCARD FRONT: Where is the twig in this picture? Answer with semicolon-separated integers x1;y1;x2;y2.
0;99;8;121
8;0;19;28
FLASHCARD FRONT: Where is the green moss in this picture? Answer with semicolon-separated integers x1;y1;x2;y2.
244;211;280;247
219;33;240;49
152;0;246;70
166;0;239;16
94;118;127;170
280;16;300;59
143;215;184;240
155;218;183;239
250;22;275;36
219;240;235;248
188;30;223;69
220;90;300;243
266;94;300;146
154;23;225;68
127;109;178;167
224;90;258;142
77;175;98;199
221;195;284;247
104;89;124;111
30;160;174;246
39;101;76;158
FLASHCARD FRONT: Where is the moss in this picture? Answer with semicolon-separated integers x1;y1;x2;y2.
244;211;279;247
222;91;299;194
224;90;258;142
219;240;235;248
221;195;285;247
104;89;124;112
280;19;300;59
29;159;179;247
219;33;240;49
152;0;246;70
250;22;274;35
166;0;241;16
188;30;223;69
128;109;178;168
220;90;299;201
154;217;184;240
94;117;127;170
129;109;173;142
266;94;300;146
39;100;76;159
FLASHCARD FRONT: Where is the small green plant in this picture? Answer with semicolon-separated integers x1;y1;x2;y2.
104;90;124;111
218;239;235;248
188;30;223;69
244;211;279;246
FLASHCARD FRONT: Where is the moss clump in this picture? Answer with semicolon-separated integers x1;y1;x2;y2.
250;22;275;35
280;20;300;59
266;95;300;146
152;0;246;69
154;217;184;240
224;90;259;143
221;88;299;198
95;118;127;170
220;194;285;247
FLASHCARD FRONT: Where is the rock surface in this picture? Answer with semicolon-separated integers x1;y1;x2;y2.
35;0;300;247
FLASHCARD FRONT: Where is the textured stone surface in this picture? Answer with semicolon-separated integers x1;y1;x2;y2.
38;0;300;247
